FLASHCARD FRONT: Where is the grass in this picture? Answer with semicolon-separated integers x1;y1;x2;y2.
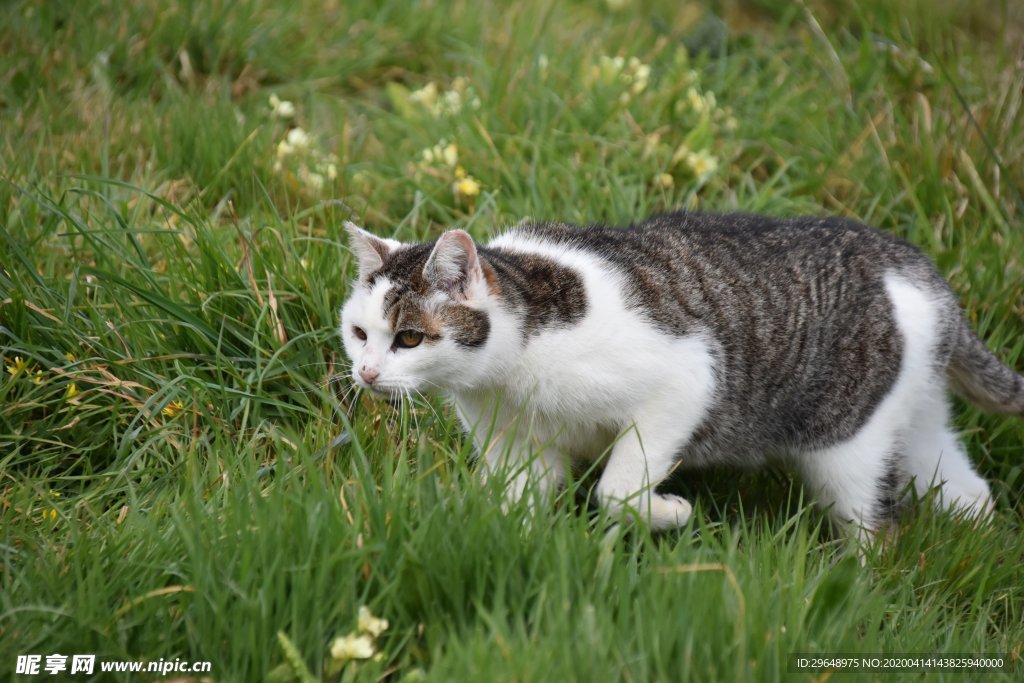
2;0;1023;680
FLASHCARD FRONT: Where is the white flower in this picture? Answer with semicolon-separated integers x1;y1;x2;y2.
409;80;478;117
441;89;463;115
686;150;719;178
358;606;389;637
409;82;439;110
330;633;375;663
595;54;650;102
286;127;310;149
683;87;715;115
630;63;651;95
441;143;458;168
299;167;324;192
326;163;338;180
419;140;458;169
268;94;295;119
275;127;311;159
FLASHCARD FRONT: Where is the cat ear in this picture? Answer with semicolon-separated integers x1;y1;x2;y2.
423;230;483;299
345;221;394;280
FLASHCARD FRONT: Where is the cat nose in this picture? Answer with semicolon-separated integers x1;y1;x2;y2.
358;367;380;385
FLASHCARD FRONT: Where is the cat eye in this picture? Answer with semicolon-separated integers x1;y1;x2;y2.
352;326;367;341
394;330;424;349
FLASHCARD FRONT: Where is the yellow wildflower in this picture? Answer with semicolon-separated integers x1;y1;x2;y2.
32;370;44;385
330;634;375;663
357;606;389;637
162;400;185;417
5;356;28;377
65;382;80;400
657;173;674;189
64;352;76;362
42;508;58;523
454;175;481;198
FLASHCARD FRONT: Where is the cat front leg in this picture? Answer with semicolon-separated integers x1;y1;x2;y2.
595;409;698;531
457;399;565;511
593;334;716;530
478;432;566;512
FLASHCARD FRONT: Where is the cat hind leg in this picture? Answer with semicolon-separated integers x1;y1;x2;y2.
904;395;993;519
799;425;908;542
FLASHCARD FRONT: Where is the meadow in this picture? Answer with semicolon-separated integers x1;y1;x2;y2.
2;0;1023;680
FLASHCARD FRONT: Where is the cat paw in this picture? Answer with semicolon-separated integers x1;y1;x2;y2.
648;493;693;530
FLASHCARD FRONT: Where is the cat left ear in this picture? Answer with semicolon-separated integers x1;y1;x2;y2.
423;230;483;299
345;221;395;280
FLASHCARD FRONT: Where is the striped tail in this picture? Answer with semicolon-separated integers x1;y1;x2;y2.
947;320;1024;417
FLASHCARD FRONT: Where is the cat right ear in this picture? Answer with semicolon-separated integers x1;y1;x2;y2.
345;221;394;280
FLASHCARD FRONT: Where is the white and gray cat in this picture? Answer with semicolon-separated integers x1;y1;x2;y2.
339;212;1023;537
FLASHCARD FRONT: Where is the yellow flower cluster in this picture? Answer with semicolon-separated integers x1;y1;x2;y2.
162;400;185;418
5;355;28;377
5;354;82;401
39;491;60;524
453;166;481;199
636;49;738;191
414;140;484;205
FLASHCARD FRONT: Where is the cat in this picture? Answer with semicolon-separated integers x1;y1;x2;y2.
339;212;1023;537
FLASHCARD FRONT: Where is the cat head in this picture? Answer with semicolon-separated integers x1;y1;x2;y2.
339;222;496;397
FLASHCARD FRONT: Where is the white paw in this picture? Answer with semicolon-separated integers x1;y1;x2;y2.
649;493;693;530
950;488;995;520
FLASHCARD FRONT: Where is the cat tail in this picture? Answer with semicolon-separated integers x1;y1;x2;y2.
947;320;1024;417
